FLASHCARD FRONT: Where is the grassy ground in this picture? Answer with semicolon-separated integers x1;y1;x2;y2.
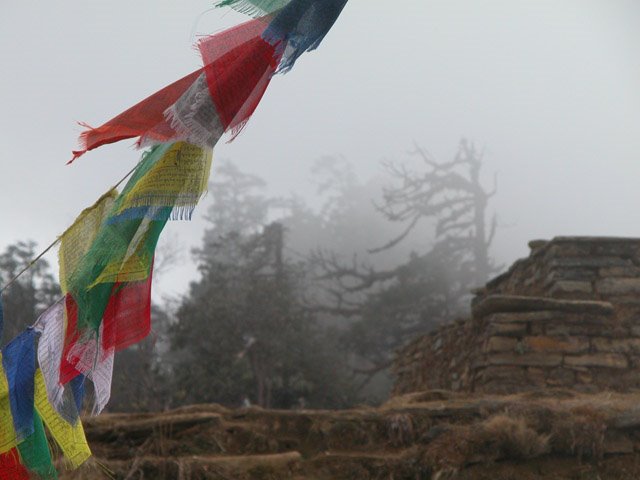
60;389;640;479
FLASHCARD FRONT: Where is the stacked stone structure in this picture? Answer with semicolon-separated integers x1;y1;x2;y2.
393;237;640;395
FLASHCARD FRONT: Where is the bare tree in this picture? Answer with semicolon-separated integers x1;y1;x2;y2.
375;138;497;286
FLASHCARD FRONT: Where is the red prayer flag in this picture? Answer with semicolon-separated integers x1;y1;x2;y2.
0;449;30;480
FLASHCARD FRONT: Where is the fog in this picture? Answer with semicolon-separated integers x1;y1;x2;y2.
1;0;639;298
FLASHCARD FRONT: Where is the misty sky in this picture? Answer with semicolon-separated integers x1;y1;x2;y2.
1;1;639;299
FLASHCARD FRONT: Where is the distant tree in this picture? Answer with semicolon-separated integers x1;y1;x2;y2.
309;140;498;396
0;240;60;345
167;162;355;409
376;138;498;286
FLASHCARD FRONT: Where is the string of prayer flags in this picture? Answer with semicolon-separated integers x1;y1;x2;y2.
0;1;353;475
59;142;211;400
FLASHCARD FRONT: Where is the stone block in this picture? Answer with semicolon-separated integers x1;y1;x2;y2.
575;369;593;384
487;311;560;324
543;242;592;259
476;366;527;383
592;240;640;257
484;336;517;353
524;336;588;354
548;281;593;298
592;338;640;354
599;266;640;277
486;322;527;337
546;367;576;386
610;408;640;429
525;367;547;387
546;321;623;338
487;353;562;367
564;353;628;369
472;295;614;318
548;257;631;269
604;432;634;454
597;278;640;296
544;269;596;284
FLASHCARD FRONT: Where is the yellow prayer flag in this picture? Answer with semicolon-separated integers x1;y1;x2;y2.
112;142;213;216
0;354;18;454
58;189;118;293
34;370;91;468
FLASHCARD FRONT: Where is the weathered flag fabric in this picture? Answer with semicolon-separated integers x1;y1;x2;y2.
0;354;18;454
261;0;349;72
16;411;57;480
60;142;210;391
58;190;118;294
70;69;204;162
214;0;291;17
71;17;275;161
34;370;91;468
0;299;3;345
0;449;29;480
1;329;37;443
34;300;66;413
109;142;213;222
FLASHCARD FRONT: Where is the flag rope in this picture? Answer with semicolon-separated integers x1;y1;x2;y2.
0;162;141;294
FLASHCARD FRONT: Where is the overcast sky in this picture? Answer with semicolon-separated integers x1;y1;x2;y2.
1;1;639;299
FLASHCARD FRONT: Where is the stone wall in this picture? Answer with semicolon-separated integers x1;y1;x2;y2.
479;237;640;304
393;237;640;396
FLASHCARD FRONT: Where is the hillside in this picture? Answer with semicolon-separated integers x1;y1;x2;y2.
61;389;640;479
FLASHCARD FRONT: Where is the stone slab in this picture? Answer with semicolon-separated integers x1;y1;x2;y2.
472;295;614;318
564;353;628;369
487;353;562;367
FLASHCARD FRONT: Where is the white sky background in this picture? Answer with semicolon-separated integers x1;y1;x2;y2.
1;1;639;300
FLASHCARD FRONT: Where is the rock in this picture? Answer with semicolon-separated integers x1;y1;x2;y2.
472;295;614;318
600;266;640;277
526;367;547;386
564;354;628;369
546;368;575;386
603;432;634;454
597;278;640;296
543;242;592;258
487;311;561;324
575;369;593;384
487;353;563;367
475;366;527;383
484;337;518;353
548;281;593;298
524;336;588;354
486;322;527;336
547;256;632;269
528;239;548;251
592;338;640;354
610;408;640;429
